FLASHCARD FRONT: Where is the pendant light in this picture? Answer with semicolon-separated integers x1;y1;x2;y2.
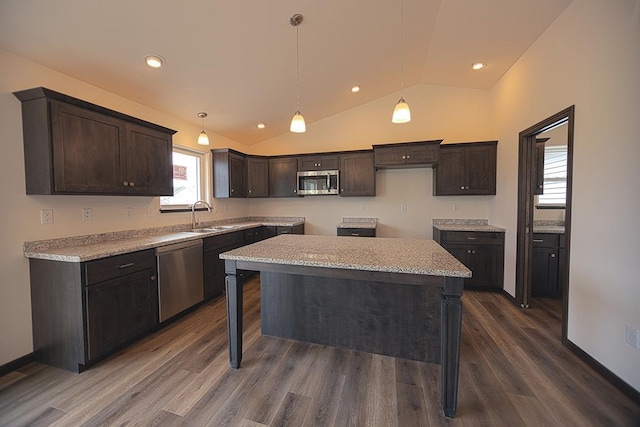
392;0;411;124
290;14;306;133
197;112;210;145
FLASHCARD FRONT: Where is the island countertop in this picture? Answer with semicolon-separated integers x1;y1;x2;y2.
220;234;471;278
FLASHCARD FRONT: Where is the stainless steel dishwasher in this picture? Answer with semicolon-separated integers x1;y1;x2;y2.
156;239;204;322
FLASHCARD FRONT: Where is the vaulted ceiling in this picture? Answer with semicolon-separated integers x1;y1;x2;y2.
0;0;572;145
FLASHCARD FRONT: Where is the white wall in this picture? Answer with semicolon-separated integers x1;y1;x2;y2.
489;0;640;390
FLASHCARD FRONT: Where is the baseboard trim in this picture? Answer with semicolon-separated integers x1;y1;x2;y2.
0;353;34;377
565;339;640;405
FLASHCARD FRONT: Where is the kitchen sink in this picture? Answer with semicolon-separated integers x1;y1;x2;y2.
189;225;239;233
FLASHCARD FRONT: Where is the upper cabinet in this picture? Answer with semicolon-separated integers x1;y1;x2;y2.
433;141;497;196
14;87;175;196
213;149;246;198
269;156;298;197
247;156;269;198
298;154;340;171
339;151;376;197
373;140;441;168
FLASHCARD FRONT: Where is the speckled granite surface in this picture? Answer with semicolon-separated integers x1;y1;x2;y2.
23;217;305;262
221;234;471;278
533;220;565;234
337;217;378;229
432;219;506;233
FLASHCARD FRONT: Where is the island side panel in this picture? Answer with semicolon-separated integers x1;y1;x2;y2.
224;260;244;368
260;271;442;363
441;276;464;418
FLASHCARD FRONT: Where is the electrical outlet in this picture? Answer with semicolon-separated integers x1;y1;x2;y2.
212;205;217;213
82;208;92;221
626;325;639;348
361;203;367;212
40;209;53;225
453;203;460;213
400;203;407;212
125;207;133;219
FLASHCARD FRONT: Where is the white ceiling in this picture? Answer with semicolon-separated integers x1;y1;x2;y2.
0;0;572;145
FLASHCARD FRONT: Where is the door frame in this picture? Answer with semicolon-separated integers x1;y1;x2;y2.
515;105;574;342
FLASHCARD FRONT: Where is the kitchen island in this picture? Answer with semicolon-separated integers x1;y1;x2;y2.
220;234;471;417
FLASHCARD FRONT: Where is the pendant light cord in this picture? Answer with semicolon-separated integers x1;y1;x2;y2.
400;0;405;97
296;24;301;111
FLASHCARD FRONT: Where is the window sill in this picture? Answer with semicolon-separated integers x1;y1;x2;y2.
535;204;566;210
160;207;209;214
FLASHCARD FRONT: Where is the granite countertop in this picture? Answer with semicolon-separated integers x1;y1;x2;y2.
220;234;471;278
23;218;305;262
337;217;378;229
432;219;506;233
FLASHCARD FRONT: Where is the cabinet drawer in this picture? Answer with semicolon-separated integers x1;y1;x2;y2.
439;231;503;245
204;230;245;252
337;228;376;237
532;233;559;248
85;249;156;285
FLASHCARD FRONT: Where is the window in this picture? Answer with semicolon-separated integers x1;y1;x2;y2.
537;145;567;207
160;146;208;210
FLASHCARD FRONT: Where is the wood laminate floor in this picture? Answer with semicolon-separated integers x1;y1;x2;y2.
1;277;638;426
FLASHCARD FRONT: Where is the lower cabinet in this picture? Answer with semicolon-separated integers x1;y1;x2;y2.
532;233;563;298
203;224;305;300
433;229;505;290
29;249;158;372
337;227;376;237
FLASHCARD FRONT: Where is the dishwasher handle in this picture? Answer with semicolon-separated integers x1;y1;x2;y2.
156;239;203;255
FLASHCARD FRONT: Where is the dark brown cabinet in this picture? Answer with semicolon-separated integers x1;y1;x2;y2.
213;149;246;198
532;233;563;298
203;231;245;300
247;156;269;198
29;249;158;372
433;229;505;290
269;157;298;197
14;87;175;196
434;141;497;196
339;151;376;197
337;227;376;237
373;140;441;168
298;155;340;171
263;224;305;237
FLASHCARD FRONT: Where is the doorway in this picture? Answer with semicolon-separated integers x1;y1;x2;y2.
515;105;574;343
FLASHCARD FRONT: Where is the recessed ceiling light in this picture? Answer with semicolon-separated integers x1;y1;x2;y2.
257;123;266;129
145;55;165;68
351;85;360;93
472;62;486;70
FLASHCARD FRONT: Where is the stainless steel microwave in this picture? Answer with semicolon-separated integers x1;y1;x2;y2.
297;170;339;195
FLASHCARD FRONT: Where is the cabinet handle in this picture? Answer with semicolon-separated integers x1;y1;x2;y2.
123;181;129;186
248;190;252;193
293;189;297;193
119;262;134;269
406;155;411;159
466;237;477;240
231;189;234;193
533;239;544;243
550;253;556;258
150;275;157;280
460;186;464;190
467;250;471;254
351;233;360;236
472;250;476;254
402;155;406;159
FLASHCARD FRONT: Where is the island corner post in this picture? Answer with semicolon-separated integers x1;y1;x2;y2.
223;258;465;418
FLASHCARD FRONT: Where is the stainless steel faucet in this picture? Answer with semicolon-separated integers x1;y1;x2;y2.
191;200;211;230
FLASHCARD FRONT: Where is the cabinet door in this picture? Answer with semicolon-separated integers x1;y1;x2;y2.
50;101;124;194
532;247;559;297
85;269;156;361
229;152;246;198
123;123;173;196
405;144;439;165
467;245;502;289
534;141;545;195
298;155;340;171
465;143;496;195
340;152;375;197
269;157;298;197
247;157;269;197
434;146;465;195
374;146;406;166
